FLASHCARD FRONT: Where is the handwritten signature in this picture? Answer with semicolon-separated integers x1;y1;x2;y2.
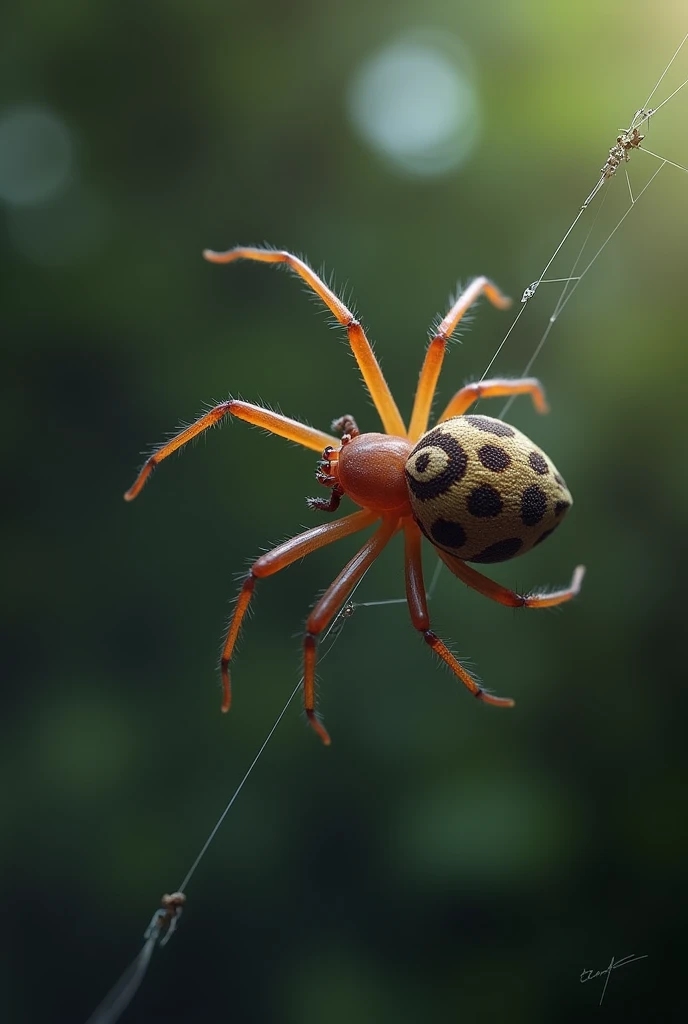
580;953;648;1005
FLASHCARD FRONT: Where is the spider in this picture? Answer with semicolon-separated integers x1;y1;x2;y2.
125;246;585;745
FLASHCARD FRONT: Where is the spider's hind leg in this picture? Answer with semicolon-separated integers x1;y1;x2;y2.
437;551;586;609
437;377;548;423
403;520;515;708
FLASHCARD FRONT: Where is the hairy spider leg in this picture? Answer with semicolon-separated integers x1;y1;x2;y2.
124;400;338;501
436;552;586;609
304;516;400;744
203;247;407;437
403;520;514;707
408;278;512;443
221;509;378;712
437;377;549;422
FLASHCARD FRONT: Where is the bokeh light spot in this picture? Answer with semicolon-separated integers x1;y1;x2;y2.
0;104;73;206
347;34;481;177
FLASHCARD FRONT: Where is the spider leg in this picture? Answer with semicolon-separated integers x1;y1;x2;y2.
203;247;407;437
303;515;400;744
403;520;514;707
437;377;548;422
220;508;378;713
436;549;586;609
408;278;512;443
124;399;338;501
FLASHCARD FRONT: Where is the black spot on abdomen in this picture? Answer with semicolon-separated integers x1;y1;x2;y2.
478;444;511;472
467;484;503;518
430;518;467;549
465;415;515;438
521;484;547;526
528;451;548;475
470;538;524;563
406;428;468;501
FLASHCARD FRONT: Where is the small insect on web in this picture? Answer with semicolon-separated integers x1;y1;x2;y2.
493;30;688;418
582;112;651;212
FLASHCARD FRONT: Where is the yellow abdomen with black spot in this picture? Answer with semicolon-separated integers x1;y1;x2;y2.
405;415;572;563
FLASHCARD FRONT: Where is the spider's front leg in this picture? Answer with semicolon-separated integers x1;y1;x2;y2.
203;247;407;436
124;399;339;500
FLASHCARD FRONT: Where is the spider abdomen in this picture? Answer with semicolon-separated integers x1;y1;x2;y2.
405;415;572;563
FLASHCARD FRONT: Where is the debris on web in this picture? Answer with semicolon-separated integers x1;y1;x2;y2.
84;586;369;1023
84;893;187;1024
145;891;186;947
521;280;540;303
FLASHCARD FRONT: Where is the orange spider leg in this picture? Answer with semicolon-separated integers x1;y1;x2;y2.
304;515;400;744
124;400;338;501
437;377;548;423
403;520;514;707
203;247;407;438
436;550;586;609
221;508;378;713
408;278;512;443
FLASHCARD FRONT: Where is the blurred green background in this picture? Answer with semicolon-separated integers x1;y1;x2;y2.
3;1;687;1021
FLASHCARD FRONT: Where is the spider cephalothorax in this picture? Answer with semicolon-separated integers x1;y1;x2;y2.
126;246;584;745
